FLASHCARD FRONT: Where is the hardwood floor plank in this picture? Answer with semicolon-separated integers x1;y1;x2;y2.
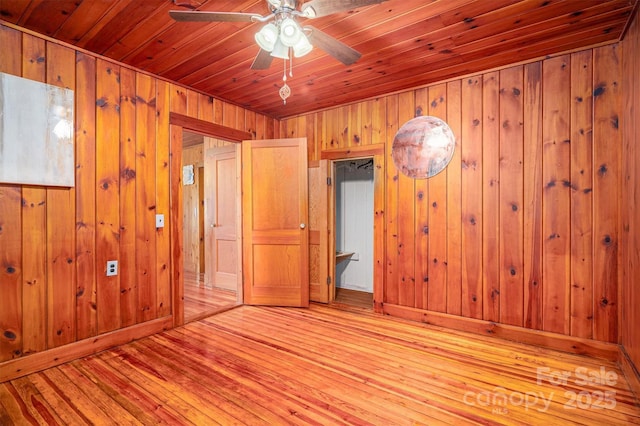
98;351;224;425
0;383;37;425
1;304;639;425
185;322;475;425
55;363;142;425
9;377;66;424
72;359;179;425
183;275;238;323
108;343;258;425
144;332;356;425
200;312;548;425
27;372;98;425
43;366;125;425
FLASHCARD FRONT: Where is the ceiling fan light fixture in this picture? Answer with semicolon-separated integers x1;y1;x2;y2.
255;23;278;51
270;38;290;59
293;35;312;57
279;17;303;47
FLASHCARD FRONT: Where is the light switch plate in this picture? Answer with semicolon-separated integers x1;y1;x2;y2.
156;214;165;228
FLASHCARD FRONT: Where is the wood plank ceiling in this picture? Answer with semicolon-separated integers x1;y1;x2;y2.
1;0;637;119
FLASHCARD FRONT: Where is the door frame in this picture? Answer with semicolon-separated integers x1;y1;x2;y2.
169;113;252;327
321;144;385;312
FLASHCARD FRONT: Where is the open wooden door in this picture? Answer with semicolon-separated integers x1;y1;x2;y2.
204;144;241;292
309;160;330;303
242;137;309;306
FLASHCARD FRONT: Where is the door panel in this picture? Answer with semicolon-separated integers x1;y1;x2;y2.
309;160;329;303
243;138;309;306
205;144;240;291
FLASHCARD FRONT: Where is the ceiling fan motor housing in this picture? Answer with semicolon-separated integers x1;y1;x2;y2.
268;0;298;13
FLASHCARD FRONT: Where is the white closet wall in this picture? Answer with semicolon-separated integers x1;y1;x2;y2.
335;159;374;292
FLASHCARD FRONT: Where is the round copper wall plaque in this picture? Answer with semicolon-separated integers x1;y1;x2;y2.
392;116;456;178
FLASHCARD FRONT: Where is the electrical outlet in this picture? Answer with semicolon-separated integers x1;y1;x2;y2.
156;214;165;228
106;260;118;277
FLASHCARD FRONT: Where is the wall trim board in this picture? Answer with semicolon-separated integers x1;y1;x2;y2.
619;346;640;404
382;303;620;361
169;113;252;142
321;144;385;160
0;316;173;383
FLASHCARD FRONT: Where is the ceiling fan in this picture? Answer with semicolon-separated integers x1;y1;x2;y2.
169;0;388;70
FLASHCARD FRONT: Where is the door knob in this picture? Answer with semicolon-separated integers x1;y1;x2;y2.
300;223;306;229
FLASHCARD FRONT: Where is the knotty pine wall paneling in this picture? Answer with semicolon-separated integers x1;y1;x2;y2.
522;63;543;332
569;50;594;340
482;71;501;324
541;55;572;336
155;80;171;322
22;34;48;353
95;58;121;335
499;66;525;328
384;94;399;307
0;23;277;368
0;25;22;362
182;144;204;275
445;81;462;317
288;43;624;345
621;3;640;375
119;67;137;329
460;76;483;320
135;73;158;325
397;91;416;308
413;89;429;311
426;84;448;314
591;45;621;344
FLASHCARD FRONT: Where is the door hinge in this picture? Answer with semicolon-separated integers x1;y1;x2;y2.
326;177;332;186
326;276;331;285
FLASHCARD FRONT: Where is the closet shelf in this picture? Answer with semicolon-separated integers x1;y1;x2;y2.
336;251;354;265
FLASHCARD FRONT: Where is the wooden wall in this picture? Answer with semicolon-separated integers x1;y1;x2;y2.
0;23;275;364
182;145;204;275
621;3;640;378
282;43;622;344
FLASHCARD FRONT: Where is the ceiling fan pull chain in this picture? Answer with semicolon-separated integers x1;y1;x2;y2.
280;57;291;104
289;49;294;77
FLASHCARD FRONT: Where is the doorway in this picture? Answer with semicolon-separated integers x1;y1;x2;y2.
333;158;374;309
182;131;240;322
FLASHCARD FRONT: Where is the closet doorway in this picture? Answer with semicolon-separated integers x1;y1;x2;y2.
333;158;374;308
182;131;241;322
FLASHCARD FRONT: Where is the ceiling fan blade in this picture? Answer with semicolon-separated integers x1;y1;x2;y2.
305;25;361;65
301;0;388;19
251;49;275;70
169;10;262;23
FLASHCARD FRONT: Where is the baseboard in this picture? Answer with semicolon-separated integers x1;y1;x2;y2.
619;346;640;403
0;316;173;383
382;303;620;361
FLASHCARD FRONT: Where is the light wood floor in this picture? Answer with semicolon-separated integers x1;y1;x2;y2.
333;287;373;309
1;304;639;425
183;271;238;323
